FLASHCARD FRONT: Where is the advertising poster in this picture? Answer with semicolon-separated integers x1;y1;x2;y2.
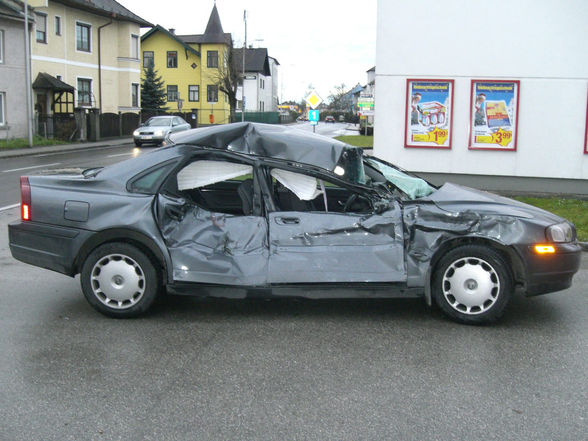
469;80;520;150
405;79;454;149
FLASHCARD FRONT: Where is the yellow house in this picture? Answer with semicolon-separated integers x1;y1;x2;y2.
140;4;231;126
31;0;151;115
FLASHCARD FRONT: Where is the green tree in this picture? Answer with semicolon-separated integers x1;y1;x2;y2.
327;83;348;111
141;66;167;112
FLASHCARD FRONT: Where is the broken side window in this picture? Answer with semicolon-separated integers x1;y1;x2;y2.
175;160;254;215
268;167;372;214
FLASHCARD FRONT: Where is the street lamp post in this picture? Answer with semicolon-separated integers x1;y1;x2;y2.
241;10;246;122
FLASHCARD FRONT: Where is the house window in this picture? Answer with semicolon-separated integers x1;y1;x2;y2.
36;13;47;43
55;16;61;36
143;51;154;68
167;85;178;102
167;51;177;68
0;31;3;63
132;83;139;107
76;22;91;52
131;34;139;59
0;92;5;125
207;85;218;102
188;85;199;102
77;78;92;106
207;50;218;68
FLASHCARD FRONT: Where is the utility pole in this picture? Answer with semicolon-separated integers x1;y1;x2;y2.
241;9;246;122
23;0;33;147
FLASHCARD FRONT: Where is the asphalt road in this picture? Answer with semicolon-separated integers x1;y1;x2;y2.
1;205;587;440
294;120;358;137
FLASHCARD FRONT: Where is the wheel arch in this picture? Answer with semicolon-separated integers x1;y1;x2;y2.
74;228;170;284
424;236;526;306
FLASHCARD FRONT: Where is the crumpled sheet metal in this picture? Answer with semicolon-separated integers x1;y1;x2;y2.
160;202;268;285
268;208;406;284
169;122;355;172
403;204;528;286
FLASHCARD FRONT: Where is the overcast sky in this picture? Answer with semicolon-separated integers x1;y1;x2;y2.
116;0;377;103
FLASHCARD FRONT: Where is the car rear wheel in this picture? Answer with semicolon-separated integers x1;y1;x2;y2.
432;245;513;324
80;243;160;318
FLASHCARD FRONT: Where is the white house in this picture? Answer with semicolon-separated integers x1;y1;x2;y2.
234;47;279;112
374;0;588;195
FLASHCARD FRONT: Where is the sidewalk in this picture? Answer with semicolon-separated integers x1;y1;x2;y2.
0;137;133;159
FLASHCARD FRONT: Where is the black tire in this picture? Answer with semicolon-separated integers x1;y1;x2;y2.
80;242;160;318
134;140;142;147
432;245;513;325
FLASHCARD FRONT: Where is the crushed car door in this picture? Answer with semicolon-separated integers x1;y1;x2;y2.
156;157;268;286
266;167;406;284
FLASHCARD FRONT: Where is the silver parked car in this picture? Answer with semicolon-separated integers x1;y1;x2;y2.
133;115;191;147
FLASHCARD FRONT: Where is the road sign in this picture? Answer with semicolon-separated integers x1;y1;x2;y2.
358;96;374;109
308;109;319;122
305;91;323;109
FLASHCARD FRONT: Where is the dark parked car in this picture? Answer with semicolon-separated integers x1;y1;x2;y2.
133;115;191;146
9;123;581;324
325;116;336;123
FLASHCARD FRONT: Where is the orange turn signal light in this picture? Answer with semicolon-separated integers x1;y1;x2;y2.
534;245;555;254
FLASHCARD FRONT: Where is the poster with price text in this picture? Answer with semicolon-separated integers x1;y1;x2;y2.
469;80;519;151
405;79;454;149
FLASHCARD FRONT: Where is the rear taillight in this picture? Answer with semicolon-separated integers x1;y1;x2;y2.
20;176;31;221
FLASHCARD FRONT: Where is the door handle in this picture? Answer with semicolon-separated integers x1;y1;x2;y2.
275;216;300;225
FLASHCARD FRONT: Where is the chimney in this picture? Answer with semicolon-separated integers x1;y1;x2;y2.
169;28;176;35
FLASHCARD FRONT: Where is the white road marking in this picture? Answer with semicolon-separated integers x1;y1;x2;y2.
2;162;61;173
0;203;19;212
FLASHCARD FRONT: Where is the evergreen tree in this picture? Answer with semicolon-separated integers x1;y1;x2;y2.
141;66;167;112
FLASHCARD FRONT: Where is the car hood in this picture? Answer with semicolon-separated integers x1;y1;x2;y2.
137;125;170;132
423;183;564;224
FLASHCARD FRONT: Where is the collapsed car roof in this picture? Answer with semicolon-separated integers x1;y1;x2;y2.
168;122;360;171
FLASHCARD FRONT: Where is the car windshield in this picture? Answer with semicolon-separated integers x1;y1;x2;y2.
145;117;172;127
365;157;435;199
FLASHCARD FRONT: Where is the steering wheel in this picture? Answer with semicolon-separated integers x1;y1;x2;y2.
342;193;358;212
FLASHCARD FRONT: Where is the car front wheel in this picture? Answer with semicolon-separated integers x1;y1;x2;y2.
134;140;142;147
80;243;160;318
432;245;513;324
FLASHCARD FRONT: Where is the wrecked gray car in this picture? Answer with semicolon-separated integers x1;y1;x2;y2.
8;123;581;324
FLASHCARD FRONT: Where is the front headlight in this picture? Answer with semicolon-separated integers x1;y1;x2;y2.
546;222;574;242
154;130;164;136
133;130;140;136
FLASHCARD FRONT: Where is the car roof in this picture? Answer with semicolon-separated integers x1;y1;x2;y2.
168;122;359;171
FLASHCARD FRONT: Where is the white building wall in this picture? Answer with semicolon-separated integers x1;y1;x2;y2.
269;57;279;111
375;0;588;182
258;73;272;112
241;75;258;112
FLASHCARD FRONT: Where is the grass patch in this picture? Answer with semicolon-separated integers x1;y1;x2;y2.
335;135;373;148
514;197;588;241
0;136;70;150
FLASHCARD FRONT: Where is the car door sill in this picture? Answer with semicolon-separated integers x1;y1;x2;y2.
166;282;423;299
